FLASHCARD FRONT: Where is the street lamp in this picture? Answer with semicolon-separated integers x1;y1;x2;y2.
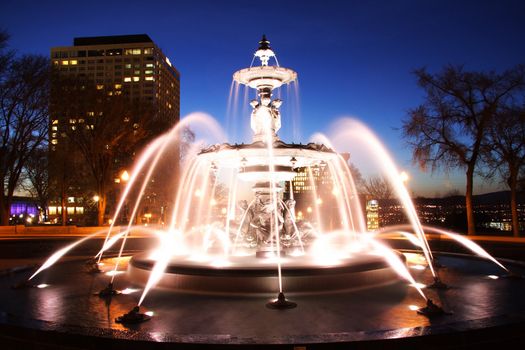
120;170;130;182
93;195;100;202
400;171;410;184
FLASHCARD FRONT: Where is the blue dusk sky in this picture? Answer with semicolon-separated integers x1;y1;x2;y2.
2;0;524;197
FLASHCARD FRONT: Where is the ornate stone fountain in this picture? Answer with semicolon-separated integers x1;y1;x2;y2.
127;36;401;295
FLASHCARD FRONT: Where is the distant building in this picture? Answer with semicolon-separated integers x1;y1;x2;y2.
49;34;180;224
9;197;39;225
283;153;365;230
366;200;379;231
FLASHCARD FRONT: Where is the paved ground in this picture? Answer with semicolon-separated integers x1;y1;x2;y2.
1;252;525;348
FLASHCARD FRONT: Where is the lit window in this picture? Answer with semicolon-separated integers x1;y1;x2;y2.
51;139;58;144
69;119;76;124
144;48;153;55
144;70;153;75
125;63;132;69
61;60;69;65
107;91;113;96
51;132;57;137
96;84;104;90
133;76;140;82
132;49;141;55
124;77;132;82
145;63;154;68
134;70;140;75
70;60;78;65
49;207;56;215
115;90;122;95
68;197;75;203
67;207;75;215
114;84;122;89
76;207;84;214
78;118;84;123
145;76;154;81
51;126;58;131
71;126;76;130
87;111;95;117
53;60;59;66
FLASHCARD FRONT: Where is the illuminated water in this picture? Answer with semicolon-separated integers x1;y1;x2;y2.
29;36;509;311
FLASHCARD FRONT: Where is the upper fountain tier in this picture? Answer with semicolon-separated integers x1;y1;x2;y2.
233;35;297;90
232;35;299;143
199;36;334;184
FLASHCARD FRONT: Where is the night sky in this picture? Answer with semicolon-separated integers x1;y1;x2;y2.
2;0;524;196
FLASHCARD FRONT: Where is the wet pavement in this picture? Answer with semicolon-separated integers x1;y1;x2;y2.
1;252;525;347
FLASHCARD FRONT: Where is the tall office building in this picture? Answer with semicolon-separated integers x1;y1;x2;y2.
49;34;180;224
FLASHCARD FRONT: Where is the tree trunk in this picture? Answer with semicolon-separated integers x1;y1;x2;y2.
509;171;520;237
61;189;67;226
97;193;107;226
0;197;9;225
465;166;476;235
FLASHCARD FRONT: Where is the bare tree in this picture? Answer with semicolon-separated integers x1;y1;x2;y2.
482;106;525;236
136;125;195;224
402;65;525;235
363;175;393;200
0;31;13;77
51;78;160;226
20;146;49;221
347;162;366;194
0;34;49;225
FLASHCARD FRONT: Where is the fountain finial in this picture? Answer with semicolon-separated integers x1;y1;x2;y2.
258;35;271;51
255;34;275;66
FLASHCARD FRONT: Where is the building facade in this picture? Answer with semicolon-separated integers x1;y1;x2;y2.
49;34;180;225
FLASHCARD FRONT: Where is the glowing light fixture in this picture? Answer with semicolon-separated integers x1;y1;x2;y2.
120;170;130;182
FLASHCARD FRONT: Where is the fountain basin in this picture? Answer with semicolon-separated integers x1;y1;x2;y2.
233;66;297;89
127;252;401;295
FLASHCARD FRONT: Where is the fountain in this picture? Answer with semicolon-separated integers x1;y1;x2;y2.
2;36;525;349
125;34;417;303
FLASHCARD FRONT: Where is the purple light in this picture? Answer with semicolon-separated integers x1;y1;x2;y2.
10;202;38;216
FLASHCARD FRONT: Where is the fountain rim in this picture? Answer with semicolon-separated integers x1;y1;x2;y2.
198;140;336;155
128;252;397;277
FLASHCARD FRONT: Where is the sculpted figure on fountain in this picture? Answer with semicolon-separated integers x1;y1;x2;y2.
250;89;282;143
